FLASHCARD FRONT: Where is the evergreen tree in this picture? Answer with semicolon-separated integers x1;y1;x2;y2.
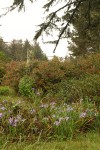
8;39;24;61
32;42;48;61
68;0;100;56
0;38;10;58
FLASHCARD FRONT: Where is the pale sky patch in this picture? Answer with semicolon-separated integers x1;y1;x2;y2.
0;0;69;58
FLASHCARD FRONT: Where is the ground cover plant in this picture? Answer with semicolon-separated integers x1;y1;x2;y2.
0;95;99;141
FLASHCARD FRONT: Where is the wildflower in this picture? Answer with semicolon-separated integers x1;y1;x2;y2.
15;115;22;124
16;101;21;105
0;113;3;118
14;119;18;125
36;91;41;96
43;117;49;121
8;110;12;114
50;102;56;106
94;112;98;116
1;106;5;110
50;102;56;109
32;88;35;91
30;109;36;114
3;100;7;103
33;117;37;121
80;112;87;118
8;116;20;127
40;104;48;108
65;116;69;121
52;114;56;118
59;117;64;122
9;117;14;125
54;121;60;126
64;103;67;106
80;98;83;103
67;106;73;112
16;115;21;120
22;119;26;122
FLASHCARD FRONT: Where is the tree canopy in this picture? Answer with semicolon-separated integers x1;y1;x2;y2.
68;0;100;56
0;38;47;61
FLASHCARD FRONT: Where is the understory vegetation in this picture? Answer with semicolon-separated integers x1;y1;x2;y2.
0;53;100;146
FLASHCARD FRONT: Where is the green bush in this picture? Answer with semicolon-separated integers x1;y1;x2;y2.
2;53;100;96
55;74;100;103
2;60;39;91
32;57;65;93
0;86;14;96
19;76;35;97
55;79;82;102
81;75;100;98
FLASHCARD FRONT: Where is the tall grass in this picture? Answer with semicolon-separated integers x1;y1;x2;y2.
0;96;99;141
0;132;100;150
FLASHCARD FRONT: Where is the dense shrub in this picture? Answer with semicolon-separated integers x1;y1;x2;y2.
1;60;40;91
19;76;35;97
63;53;100;79
55;74;100;103
33;57;65;93
32;54;100;94
77;53;100;75
2;53;100;99
2;61;26;91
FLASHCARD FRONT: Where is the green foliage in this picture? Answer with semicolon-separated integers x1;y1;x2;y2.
19;76;35;97
8;39;25;61
2;53;100;100
0;51;7;62
32;42;48;61
81;75;100;98
69;0;100;56
33;57;64;93
1;60;40;91
0;38;11;60
0;86;14;96
0;97;99;141
0;39;47;62
64;53;100;79
32;54;100;95
56;74;100;104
